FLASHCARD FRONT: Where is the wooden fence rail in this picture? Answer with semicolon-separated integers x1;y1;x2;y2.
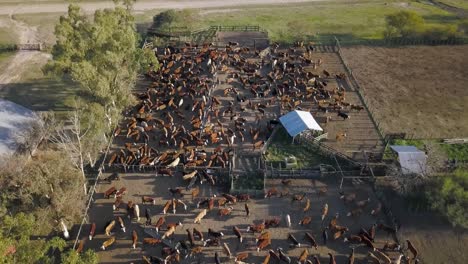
334;37;386;151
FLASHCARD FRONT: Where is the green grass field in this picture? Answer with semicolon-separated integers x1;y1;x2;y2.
0;50;14;64
265;127;336;169
438;0;468;10
135;0;462;43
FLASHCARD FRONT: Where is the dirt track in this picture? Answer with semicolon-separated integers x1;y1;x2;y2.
0;0;324;15
0;15;49;89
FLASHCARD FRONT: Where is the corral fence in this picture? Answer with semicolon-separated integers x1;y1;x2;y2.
147;25;267;45
0;43;43;51
297;131;364;168
72;129;116;249
334;37;386;159
310;34;468;46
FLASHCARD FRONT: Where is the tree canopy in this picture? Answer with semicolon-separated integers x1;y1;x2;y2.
430;170;468;228
384;10;424;38
151;9;199;32
45;3;158;114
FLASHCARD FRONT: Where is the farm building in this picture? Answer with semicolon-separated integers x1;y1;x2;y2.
279;110;323;139
390;145;427;175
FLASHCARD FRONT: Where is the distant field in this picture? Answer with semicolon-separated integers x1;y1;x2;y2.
0;18;19;44
438;0;468;10
342;45;468;139
0;1;463;45
137;0;461;43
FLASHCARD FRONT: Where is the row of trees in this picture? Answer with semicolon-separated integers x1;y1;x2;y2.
1;0;158;262
384;10;468;40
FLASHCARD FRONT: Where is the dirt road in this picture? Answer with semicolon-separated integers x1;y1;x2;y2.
0;0;323;15
0;15;49;89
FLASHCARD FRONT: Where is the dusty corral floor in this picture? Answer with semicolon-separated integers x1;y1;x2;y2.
341;45;468;139
85;173;398;264
384;190;468;264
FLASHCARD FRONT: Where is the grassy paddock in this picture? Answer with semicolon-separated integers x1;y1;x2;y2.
265;127;337;169
192;1;460;43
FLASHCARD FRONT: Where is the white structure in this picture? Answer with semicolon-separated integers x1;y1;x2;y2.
279;110;323;138
0;99;39;155
390;145;427;175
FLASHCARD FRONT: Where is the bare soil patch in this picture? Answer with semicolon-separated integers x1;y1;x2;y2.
341;45;468;139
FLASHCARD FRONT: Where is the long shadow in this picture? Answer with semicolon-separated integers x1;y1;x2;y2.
422;14;460;23
0;78;78;111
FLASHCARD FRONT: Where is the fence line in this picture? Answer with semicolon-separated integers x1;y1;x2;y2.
311;35;468;46
334;37;386;152
72;130;116;249
297;132;363;168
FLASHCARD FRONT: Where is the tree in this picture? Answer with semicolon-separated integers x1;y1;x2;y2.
151;9;199;32
429;170;468;228
61;249;99;264
0;151;86;225
384;11;424;38
0;212;66;264
45;2;158;125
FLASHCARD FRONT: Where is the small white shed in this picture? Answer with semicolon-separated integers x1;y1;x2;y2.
279;110;323;138
390;145;427;175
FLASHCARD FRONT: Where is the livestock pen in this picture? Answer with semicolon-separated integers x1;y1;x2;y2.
73;36;409;263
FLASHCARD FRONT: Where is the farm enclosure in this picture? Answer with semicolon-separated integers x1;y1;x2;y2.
76;31;404;264
341;45;468;139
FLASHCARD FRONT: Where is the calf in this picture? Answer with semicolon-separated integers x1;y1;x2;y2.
132;230;138;249
218;206;233;216
153;216;165;233
141;196;156;205
265;218;280;228
247;222;266;233
115;187;127;198
88;223;96;241
143;238;162;245
236;194;250;202
233;226;243;243
104;187;117;198
101;236;116;250
350;104;364;111
304;232;318;250
337;111;350;120
194;209;207;224
257;238;271;252
105;220;115;236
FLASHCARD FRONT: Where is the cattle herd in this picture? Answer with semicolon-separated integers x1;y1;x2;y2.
81;41;420;263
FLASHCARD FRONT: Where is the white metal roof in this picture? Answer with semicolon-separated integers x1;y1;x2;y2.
390;145;427;175
0;99;38;155
279;110;323;137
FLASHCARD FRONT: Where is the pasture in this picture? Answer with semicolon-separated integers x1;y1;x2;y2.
341;45;468;139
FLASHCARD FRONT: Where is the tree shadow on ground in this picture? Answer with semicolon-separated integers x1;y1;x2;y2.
0;77;78;112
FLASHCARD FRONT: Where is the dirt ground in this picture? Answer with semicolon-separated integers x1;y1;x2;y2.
85;172;398;264
341;45;468;139
384;190;468;264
